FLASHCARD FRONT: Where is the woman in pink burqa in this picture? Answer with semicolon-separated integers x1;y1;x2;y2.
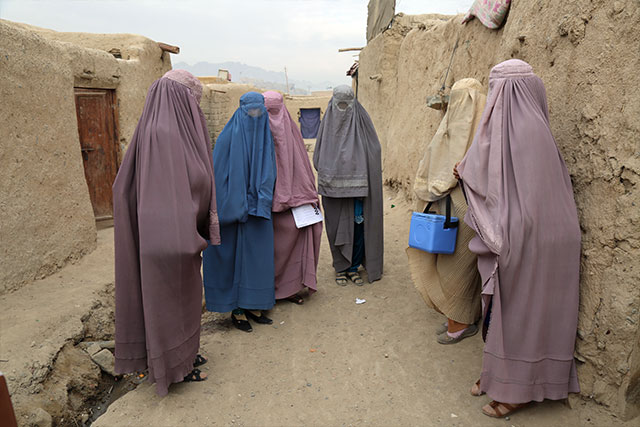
263;91;322;304
456;59;581;418
112;70;220;396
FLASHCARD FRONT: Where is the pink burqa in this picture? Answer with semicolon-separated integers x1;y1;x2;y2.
113;70;220;396
458;59;581;403
263;91;322;299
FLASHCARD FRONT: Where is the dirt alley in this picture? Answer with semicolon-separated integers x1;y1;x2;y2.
1;187;633;426
83;189;632;427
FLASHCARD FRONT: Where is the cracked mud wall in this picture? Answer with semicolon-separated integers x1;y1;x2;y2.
357;1;639;419
0;20;170;294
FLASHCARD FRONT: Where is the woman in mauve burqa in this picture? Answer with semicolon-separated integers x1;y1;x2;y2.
202;92;277;332
314;85;383;285
113;70;220;396
263;91;322;304
457;59;581;418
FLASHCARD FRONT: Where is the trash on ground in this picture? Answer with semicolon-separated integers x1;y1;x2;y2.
356;298;366;304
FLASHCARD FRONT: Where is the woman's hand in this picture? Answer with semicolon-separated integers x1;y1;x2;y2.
453;162;460;180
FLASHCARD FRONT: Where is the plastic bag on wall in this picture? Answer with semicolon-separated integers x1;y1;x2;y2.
462;0;512;29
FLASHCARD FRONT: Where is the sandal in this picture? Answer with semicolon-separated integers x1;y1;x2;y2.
183;368;207;382
335;272;348;286
482;401;528;418
245;310;273;325
470;378;485;396
286;294;304;305
346;271;364;286
194;354;207;368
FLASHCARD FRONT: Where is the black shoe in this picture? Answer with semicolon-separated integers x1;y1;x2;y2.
245;310;273;325
231;313;253;332
194;354;207;367
183;368;207;382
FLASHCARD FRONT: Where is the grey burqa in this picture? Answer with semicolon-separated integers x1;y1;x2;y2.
313;85;383;282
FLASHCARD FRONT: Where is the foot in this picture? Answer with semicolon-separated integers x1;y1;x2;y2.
335;272;348;286
286;294;304;305
183;368;207;382
470;378;485;396
231;313;253;332
194;354;208;367
482;401;528;418
346;271;364;286
245;310;273;325
437;324;478;344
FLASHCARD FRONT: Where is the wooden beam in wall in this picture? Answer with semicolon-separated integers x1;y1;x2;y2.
158;43;180;54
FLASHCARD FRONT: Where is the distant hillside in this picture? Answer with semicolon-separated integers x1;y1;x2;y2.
173;61;337;94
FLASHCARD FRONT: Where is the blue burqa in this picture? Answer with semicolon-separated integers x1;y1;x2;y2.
203;92;277;312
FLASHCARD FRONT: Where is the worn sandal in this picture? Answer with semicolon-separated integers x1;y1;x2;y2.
470;378;485;396
482;401;528;418
286;294;304;305
183;368;207;382
436;324;478;344
194;354;208;368
335;272;348;286
435;322;448;336
346;271;364;286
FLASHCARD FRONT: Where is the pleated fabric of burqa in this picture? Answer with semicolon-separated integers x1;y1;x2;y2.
407;78;486;324
458;59;581;403
113;70;220;396
263;91;322;299
202;92;277;312
313;85;383;282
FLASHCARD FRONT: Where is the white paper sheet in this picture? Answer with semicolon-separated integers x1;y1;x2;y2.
291;203;323;228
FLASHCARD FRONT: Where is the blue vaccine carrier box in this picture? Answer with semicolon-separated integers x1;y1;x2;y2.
408;195;459;255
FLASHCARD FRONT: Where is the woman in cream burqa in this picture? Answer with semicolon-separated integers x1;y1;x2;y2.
313;85;383;285
457;59;581;418
407;78;485;345
113;70;220;396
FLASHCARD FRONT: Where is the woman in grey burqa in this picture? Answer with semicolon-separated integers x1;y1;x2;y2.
313;85;383;285
113;70;220;396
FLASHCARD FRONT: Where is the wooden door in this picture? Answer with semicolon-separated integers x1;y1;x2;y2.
74;88;119;219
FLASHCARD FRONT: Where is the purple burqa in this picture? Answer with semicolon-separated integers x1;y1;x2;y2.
263;91;322;299
458;59;581;403
113;70;220;396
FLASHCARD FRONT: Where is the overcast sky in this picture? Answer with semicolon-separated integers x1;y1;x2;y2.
0;0;474;85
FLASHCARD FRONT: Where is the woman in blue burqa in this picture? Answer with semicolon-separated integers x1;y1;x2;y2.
202;92;277;332
313;85;383;285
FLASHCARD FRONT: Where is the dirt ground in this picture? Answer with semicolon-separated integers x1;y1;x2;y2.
2;188;634;427
90;189;629;427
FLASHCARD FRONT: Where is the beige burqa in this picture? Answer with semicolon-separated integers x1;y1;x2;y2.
407;78;486;324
